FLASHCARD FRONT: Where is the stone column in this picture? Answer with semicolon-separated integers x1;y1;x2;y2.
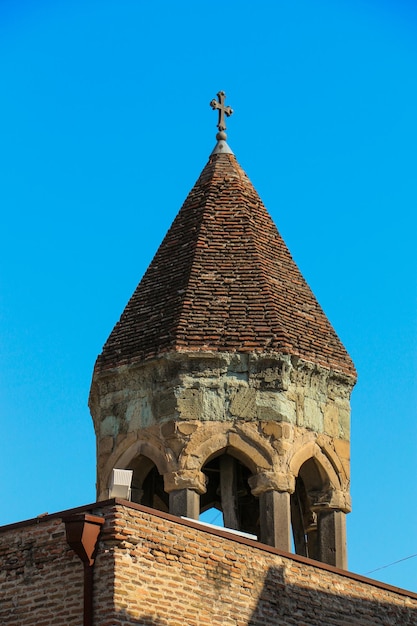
169;489;200;519
310;489;350;568
259;490;291;551
219;455;239;530
317;508;347;569
249;471;295;551
164;469;207;520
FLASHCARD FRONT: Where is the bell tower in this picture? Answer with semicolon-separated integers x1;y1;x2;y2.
89;92;356;568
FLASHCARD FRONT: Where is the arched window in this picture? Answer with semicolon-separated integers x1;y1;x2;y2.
127;455;169;512
291;457;330;559
201;452;259;537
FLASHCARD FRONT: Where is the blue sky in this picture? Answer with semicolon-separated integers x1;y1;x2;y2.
1;0;416;592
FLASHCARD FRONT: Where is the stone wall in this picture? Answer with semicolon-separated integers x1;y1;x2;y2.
90;352;354;502
1;501;416;625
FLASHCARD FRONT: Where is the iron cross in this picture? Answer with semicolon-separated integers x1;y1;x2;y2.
210;91;233;131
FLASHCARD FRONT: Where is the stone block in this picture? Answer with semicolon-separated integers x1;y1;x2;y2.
333;438;350;463
334;439;350;478
101;415;118;437
272;439;291;456
338;408;350;440
152;390;177;421
99;436;114;455
303;397;324;432
261;422;283;439
164;470;207;494
249;357;288;390
177;421;198;436
202;388;225;421
126;397;147;430
176;388;203;420
160;421;176;438
323;404;339;438
256;392;295;423
249;471;295;496
229;388;256;419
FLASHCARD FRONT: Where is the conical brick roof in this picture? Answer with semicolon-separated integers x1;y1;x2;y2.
95;148;356;378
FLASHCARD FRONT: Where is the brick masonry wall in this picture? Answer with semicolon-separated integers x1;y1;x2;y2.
1;501;417;625
0;515;83;625
95;502;417;626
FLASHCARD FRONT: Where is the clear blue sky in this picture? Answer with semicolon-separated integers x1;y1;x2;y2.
1;0;416;592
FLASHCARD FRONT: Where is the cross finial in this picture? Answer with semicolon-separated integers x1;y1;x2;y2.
210;91;233;140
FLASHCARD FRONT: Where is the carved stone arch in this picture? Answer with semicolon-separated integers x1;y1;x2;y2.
289;438;350;564
290;442;341;491
227;432;273;474
193;429;269;539
116;439;175;476
181;428;273;474
232;424;277;469
180;431;229;471
100;435;177;500
320;440;349;487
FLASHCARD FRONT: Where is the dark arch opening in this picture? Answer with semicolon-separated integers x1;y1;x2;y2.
201;452;259;537
291;457;330;559
127;455;169;512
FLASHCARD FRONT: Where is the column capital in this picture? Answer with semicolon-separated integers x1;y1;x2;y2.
249;471;295;497
309;488;351;513
164;469;207;495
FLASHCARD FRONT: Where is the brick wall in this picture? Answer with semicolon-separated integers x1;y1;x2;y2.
97;502;417;625
1;501;416;625
0;515;83;625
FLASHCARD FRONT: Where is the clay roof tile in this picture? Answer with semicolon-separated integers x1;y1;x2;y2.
95;150;356;378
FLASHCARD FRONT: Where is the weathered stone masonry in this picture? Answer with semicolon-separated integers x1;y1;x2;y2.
91;353;352;493
91;348;354;566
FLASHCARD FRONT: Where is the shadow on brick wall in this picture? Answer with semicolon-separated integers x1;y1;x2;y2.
247;565;417;626
111;566;417;626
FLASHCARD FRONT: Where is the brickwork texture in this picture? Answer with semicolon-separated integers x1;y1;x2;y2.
1;501;416;625
95;152;356;379
0;516;83;625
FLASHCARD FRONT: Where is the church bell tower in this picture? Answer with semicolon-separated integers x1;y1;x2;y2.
89;92;356;568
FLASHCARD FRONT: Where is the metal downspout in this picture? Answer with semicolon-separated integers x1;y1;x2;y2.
64;513;105;626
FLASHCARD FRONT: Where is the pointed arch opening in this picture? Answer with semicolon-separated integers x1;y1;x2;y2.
290;457;331;559
126;455;169;512
106;439;172;512
201;450;259;537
